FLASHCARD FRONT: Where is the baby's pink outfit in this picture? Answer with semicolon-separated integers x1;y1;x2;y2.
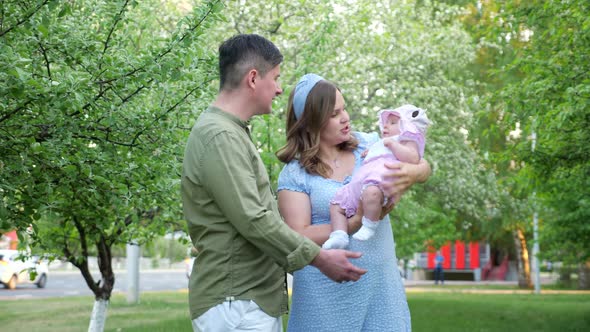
331;105;427;217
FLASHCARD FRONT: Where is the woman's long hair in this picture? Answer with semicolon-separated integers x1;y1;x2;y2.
276;80;358;178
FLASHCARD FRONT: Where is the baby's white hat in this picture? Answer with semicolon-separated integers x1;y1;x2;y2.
378;104;429;135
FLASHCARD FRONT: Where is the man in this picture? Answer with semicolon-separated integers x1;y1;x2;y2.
435;250;444;285
181;34;367;332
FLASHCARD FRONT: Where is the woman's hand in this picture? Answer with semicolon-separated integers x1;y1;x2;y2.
381;159;431;200
380;199;395;220
349;198;394;233
347;202;363;235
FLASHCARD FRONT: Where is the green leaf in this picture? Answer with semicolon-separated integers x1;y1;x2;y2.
38;24;49;38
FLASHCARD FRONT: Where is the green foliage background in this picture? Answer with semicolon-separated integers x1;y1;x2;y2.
1;0;588;293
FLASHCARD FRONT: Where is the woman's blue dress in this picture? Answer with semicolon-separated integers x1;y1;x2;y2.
278;132;411;332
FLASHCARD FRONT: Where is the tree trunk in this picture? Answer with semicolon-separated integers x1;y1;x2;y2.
82;237;115;332
578;261;590;290
64;221;116;331
88;299;109;332
513;228;532;288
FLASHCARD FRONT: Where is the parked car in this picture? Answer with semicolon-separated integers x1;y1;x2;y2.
0;250;48;290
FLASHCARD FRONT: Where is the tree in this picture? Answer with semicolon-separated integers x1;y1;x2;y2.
0;0;223;329
219;0;500;258
457;0;536;288
462;0;590;289
497;0;590;288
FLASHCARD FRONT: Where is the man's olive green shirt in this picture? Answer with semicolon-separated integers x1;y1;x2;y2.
181;107;320;320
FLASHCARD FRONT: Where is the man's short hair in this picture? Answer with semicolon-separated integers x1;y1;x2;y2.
218;34;283;90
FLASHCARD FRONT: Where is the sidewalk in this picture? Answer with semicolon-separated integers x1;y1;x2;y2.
52;266;590;295
404;279;516;287
403;279;590;295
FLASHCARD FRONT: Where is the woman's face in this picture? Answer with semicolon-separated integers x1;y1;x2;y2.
319;89;351;146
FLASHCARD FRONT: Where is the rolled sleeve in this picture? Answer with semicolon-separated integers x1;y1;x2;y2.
286;236;321;273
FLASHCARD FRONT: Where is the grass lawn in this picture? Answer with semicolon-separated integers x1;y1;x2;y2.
0;291;588;331
409;292;590;332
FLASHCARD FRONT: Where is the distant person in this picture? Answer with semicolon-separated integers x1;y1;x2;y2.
324;104;430;249
434;251;444;285
181;34;366;332
276;73;432;331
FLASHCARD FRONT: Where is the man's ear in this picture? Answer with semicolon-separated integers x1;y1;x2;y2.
246;69;258;89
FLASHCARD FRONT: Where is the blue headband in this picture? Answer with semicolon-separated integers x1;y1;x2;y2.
293;73;325;120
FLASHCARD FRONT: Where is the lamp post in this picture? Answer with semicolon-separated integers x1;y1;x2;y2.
531;130;541;294
126;241;140;303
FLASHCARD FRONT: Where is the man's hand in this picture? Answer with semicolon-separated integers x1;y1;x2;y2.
311;249;367;283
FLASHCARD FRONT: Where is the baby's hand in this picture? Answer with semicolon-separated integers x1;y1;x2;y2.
361;149;369;158
383;138;398;149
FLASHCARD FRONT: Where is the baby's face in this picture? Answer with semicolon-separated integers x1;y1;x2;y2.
381;114;401;137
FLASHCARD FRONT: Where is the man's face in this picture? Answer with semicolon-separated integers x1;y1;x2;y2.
254;65;283;115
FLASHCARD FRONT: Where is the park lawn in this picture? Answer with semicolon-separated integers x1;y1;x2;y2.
0;291;191;332
409;292;590;332
0;291;588;332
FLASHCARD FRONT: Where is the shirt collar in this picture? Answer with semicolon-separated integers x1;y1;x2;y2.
207;106;250;130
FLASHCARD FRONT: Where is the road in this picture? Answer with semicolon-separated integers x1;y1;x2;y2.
2;270;584;300
0;269;190;300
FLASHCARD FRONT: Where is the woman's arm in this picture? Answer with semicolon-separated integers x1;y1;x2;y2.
278;190;363;245
380;159;431;201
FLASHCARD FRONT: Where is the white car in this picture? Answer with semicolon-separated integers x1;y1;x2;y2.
0;250;48;289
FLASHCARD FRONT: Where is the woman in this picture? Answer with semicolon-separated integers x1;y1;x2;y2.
276;74;431;331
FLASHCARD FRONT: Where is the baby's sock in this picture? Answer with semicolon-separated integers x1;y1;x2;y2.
352;217;379;241
322;230;349;249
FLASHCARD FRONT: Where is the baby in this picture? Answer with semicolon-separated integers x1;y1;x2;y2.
323;104;430;249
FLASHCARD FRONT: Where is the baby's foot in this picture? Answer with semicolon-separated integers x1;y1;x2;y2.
322;230;349;249
352;225;375;241
352;218;379;241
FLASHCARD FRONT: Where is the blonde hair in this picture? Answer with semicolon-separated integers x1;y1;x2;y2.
276;80;358;178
